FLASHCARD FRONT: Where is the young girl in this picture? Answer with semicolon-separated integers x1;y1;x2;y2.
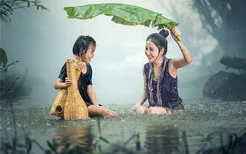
54;35;119;118
133;27;192;114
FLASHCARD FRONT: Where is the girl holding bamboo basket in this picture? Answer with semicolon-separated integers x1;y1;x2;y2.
53;35;118;119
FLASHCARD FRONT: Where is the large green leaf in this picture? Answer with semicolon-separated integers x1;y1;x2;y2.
64;3;180;39
0;48;8;68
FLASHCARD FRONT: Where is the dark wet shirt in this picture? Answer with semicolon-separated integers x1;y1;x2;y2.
58;63;93;105
144;59;183;108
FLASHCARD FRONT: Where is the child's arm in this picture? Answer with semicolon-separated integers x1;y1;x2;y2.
54;78;71;89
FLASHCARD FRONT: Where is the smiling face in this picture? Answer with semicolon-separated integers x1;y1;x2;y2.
145;40;163;63
81;43;96;63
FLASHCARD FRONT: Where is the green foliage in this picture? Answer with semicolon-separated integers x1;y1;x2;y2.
0;48;19;98
0;117;143;154
0;48;8;68
1;127;246;154
0;0;49;21
0;48;19;74
64;3;181;40
0;0;48;97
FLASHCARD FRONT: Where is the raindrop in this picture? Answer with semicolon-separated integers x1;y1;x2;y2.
46;123;51;126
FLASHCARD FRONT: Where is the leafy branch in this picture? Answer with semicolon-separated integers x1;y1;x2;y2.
0;60;20;73
0;48;20;98
0;0;49;21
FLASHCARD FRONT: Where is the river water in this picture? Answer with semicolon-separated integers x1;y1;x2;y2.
0;97;246;154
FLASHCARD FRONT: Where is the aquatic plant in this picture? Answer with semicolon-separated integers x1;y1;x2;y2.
1;117;246;154
0;118;142;154
196;128;246;154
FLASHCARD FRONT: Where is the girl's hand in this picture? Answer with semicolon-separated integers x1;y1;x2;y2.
171;27;182;42
131;104;140;111
65;77;72;87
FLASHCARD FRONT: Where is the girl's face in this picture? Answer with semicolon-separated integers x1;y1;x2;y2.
145;40;161;63
81;44;96;63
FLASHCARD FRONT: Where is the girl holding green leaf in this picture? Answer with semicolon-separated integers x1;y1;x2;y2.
133;27;192;114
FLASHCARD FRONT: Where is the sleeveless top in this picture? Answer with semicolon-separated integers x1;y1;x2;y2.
144;58;183;109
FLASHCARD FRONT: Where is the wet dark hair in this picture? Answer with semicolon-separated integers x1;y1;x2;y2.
72;35;96;56
146;29;169;54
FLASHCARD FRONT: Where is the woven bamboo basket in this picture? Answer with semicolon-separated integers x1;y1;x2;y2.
63;59;89;120
50;59;89;120
50;89;67;117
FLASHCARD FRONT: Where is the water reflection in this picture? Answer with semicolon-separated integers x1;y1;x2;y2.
198;128;246;154
144;125;181;154
144;125;246;154
54;125;96;153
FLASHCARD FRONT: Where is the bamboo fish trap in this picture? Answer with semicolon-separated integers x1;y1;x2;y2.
50;89;67;117
50;59;89;120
